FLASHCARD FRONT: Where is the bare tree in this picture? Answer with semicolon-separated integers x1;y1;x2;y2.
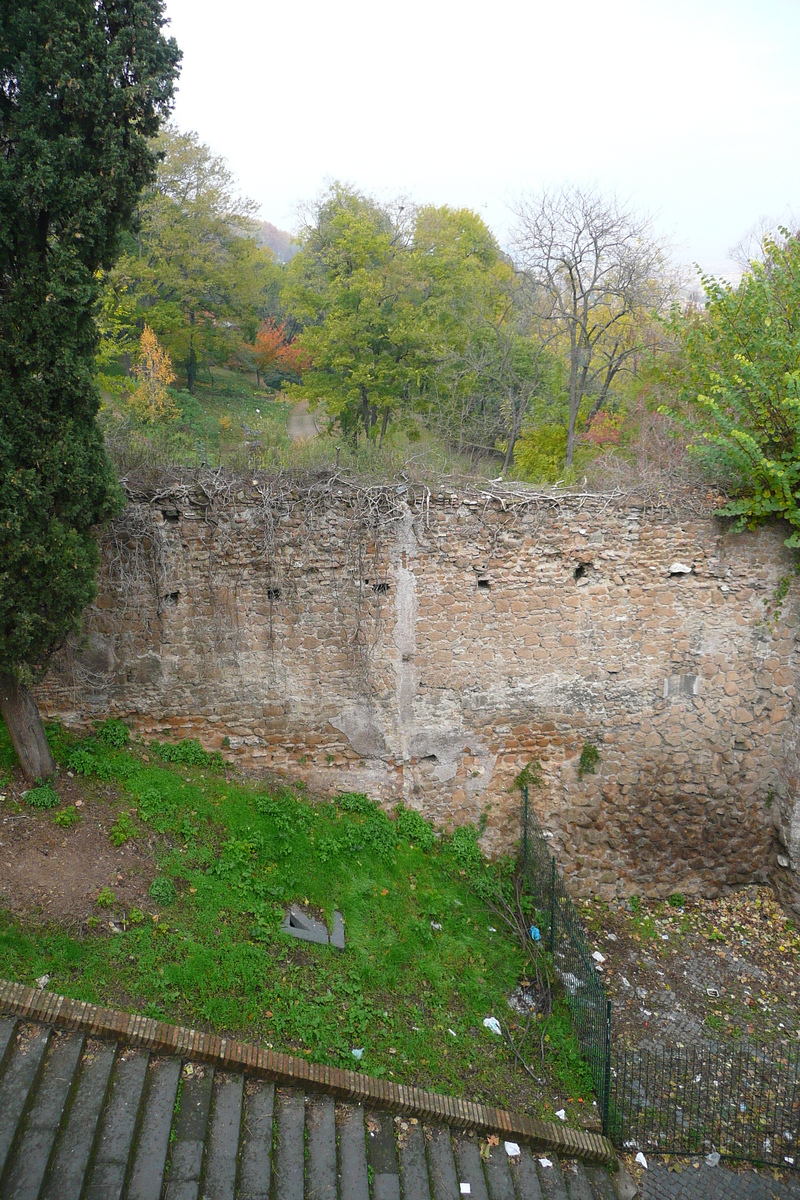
510;185;675;467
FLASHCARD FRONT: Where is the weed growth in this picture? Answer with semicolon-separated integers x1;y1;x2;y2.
24;783;60;809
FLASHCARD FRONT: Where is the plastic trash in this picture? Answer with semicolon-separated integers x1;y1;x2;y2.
705;1151;720;1167
431;921;443;931
488;926;497;932
35;974;50;989
706;986;720;998
448;1028;457;1038
538;1157;552;1168
592;951;606;964
605;932;617;941
459;1184;471;1195
504;1142;521;1157
555;1109;566;1121
482;1017;502;1036
529;926;541;941
351;1048;364;1060
561;972;581;995
635;1152;648;1169
739;1102;746;1113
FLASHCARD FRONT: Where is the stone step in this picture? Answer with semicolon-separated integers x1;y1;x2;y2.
272;1087;306;1200
0;1022;51;1180
83;1046;149;1200
40;1038;118;1200
0;1017;622;1200
237;1079;275;1200
336;1101;370;1200
126;1056;182;1200
203;1070;244;1200
164;1061;215;1200
1;1030;84;1200
306;1093;337;1200
395;1118;431;1200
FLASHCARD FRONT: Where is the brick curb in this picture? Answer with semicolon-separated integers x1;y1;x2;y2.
0;978;615;1165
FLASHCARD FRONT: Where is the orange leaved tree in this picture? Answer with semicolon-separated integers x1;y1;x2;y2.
129;325;179;422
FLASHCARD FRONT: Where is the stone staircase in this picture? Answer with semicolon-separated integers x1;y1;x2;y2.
0;1015;623;1200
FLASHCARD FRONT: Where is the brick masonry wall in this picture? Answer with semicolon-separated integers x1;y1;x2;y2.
35;481;800;912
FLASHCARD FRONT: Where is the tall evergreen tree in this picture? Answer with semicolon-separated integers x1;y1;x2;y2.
0;1;180;777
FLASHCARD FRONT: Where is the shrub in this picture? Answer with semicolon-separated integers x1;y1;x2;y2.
152;738;223;768
149;877;177;906
53;808;80;828
110;813;136;846
578;742;601;779
66;745;113;780
96;718;131;749
449;824;484;874
336;791;376;816
396;804;435;851
25;783;60;809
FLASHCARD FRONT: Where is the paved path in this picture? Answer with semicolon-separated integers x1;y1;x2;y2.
286;399;320;441
640;1160;800;1199
0;1015;619;1200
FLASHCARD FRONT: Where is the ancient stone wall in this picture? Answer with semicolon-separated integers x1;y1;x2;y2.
36;477;800;912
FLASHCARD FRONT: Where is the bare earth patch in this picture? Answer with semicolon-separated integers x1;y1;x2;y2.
581;888;800;1050
0;771;156;923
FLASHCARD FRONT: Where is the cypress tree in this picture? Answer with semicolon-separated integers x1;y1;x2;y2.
0;1;180;777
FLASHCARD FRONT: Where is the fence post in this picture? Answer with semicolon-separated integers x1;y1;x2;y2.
549;856;556;954
602;998;612;1137
522;785;529;871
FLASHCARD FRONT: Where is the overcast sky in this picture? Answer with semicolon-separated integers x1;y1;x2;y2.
162;0;800;277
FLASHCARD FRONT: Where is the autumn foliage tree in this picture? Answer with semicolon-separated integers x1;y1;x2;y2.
250;320;309;388
129;325;179;422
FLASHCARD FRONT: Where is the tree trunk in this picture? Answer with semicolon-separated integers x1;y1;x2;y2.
187;345;197;394
360;386;370;437
0;672;56;781
378;406;390;447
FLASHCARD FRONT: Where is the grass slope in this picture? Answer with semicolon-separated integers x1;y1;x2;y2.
0;720;593;1120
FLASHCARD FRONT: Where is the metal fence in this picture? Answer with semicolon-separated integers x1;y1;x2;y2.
520;786;612;1130
611;1041;800;1168
520;786;800;1170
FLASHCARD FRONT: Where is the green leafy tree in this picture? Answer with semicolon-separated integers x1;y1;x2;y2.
285;185;426;443
672;230;800;544
107;126;279;393
286;188;519;450
0;0;180;778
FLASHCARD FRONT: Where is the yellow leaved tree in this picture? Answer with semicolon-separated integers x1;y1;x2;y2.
129;325;179;422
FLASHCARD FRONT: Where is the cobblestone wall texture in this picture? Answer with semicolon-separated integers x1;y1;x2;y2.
35;479;800;912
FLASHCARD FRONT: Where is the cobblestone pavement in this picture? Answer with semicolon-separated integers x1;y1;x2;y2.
640;1161;800;1200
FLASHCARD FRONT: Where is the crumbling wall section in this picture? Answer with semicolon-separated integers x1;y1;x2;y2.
36;476;800;911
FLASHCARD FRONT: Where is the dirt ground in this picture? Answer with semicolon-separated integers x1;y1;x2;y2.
0;770;156;925
581;888;800;1050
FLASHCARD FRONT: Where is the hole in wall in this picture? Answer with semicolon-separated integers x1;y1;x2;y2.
372;581;390;594
420;753;438;762
160;508;180;523
477;578;491;591
162;591;180;606
266;587;281;601
574;564;587;581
